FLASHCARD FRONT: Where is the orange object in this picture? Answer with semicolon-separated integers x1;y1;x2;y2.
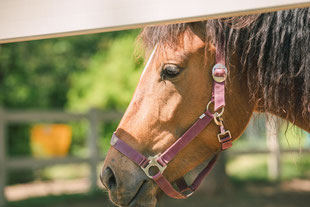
30;124;72;157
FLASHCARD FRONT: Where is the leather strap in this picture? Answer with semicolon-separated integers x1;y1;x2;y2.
159;111;213;165
213;81;225;111
213;44;226;111
153;153;219;199
111;134;149;167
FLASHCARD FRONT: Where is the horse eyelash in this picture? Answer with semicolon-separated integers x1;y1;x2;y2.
161;74;167;83
160;70;167;81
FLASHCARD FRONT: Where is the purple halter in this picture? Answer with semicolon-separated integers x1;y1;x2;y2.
110;47;232;199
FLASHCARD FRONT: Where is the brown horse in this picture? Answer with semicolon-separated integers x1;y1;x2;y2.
101;8;310;207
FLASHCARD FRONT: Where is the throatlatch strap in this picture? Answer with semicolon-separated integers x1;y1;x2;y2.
153;154;219;199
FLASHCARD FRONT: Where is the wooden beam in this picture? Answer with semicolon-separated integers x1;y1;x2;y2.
7;157;105;169
266;117;281;180
1;0;310;44
3;110;122;123
4;111;86;123
87;109;100;192
228;148;310;156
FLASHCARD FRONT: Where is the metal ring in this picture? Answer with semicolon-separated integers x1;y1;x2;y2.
215;108;225;117
206;101;213;112
206;101;225;117
212;63;228;83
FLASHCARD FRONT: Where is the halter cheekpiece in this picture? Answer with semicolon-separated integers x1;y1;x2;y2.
110;46;232;199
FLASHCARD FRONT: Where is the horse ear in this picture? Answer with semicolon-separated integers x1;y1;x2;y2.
188;22;205;41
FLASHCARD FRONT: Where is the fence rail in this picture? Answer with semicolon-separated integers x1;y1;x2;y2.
7;157;104;169
1;0;310;44
0;108;123;207
3;110;123;123
0;109;310;206
228;148;310;156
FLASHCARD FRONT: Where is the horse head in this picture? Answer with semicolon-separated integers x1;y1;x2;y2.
100;8;310;206
100;23;255;207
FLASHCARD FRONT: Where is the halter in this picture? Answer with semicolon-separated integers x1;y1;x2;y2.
110;46;232;199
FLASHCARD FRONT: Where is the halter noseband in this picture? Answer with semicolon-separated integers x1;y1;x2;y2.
110;46;232;199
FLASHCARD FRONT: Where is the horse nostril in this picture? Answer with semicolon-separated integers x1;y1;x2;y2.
100;167;117;191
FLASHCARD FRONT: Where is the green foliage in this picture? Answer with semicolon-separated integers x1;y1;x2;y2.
65;31;144;156
67;31;143;111
0;31;138;109
227;154;310;182
98;121;120;155
0;30;142;184
7;190;110;207
1;37;83;109
7;124;31;156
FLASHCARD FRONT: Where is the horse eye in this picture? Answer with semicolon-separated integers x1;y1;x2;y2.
161;64;181;80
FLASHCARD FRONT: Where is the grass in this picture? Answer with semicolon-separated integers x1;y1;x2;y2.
40;163;90;180
5;153;310;207
227;154;310;182
7;191;109;207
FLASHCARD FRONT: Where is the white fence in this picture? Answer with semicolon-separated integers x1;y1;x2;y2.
0;108;123;207
0;109;310;206
229;117;310;181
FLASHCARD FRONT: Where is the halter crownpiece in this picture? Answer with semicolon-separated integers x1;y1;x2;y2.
110;45;232;199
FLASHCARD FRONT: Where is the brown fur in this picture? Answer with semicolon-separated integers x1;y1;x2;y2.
139;8;310;128
102;29;254;207
102;8;310;206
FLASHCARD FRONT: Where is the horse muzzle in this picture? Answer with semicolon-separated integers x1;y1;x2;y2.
100;148;158;207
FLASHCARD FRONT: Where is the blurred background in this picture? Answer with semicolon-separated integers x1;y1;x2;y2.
0;29;309;207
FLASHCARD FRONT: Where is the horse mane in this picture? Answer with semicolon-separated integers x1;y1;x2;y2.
139;8;310;124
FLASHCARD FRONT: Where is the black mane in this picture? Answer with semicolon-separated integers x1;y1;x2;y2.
140;8;310;124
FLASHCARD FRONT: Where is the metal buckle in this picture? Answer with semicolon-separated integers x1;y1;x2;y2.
140;155;167;179
217;130;231;143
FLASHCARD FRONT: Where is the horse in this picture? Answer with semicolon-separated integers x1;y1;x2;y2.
100;7;310;207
